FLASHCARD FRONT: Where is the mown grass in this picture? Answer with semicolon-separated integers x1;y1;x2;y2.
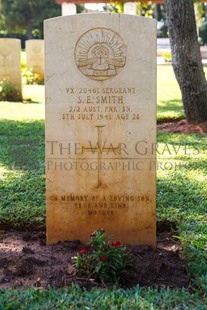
156;132;207;291
0;285;206;309
157;65;207;122
157;65;183;122
0;65;207;307
0;119;45;230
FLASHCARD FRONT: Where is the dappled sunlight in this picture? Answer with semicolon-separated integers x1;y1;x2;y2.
0;235;25;254
157;170;206;217
158;99;182;109
157;99;184;121
0;166;24;180
156;138;206;180
157;132;207;150
156;134;207;219
0;168;46;230
185;167;207;184
156;141;200;158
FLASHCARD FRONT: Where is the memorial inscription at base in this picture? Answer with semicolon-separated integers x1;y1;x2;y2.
45;14;157;246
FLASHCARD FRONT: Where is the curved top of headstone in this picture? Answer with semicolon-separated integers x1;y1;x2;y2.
44;14;156;83
44;12;156;24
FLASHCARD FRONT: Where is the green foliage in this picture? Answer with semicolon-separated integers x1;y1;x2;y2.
76;4;85;14
199;17;207;45
137;2;155;17
23;69;44;85
0;285;206;309
197;3;207;45
73;229;129;284
103;2;124;13
0;80;22;102
157;21;168;38
0;0;61;38
163;51;172;63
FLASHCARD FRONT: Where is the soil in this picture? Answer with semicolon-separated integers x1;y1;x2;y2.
157;119;207;135
0;230;191;290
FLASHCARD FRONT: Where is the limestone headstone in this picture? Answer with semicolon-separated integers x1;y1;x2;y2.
62;3;76;15
124;3;137;15
26;39;44;79
0;38;22;90
45;14;157;246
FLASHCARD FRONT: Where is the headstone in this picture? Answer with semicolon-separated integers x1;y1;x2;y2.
45;13;157;246
124;3;137;15
26;39;44;80
0;38;22;90
62;3;76;15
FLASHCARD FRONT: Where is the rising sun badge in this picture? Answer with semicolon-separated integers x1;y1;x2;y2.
74;28;127;81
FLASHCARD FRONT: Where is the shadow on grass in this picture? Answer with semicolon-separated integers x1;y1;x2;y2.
0;119;46;230
158;99;183;112
0;119;44;170
157;99;184;122
157;170;206;221
157;132;207;156
157;166;207;280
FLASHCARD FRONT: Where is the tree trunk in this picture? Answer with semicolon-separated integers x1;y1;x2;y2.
26;20;34;39
166;0;207;123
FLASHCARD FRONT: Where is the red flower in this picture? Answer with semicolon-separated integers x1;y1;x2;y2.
111;241;121;246
80;248;87;254
100;255;107;262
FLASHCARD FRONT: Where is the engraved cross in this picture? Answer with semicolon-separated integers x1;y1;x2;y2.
82;125;120;188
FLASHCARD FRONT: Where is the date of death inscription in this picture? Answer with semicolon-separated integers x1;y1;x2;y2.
58;87;139;121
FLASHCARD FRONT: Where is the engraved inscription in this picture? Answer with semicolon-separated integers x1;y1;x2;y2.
58;86;139;121
0;50;13;67
48;194;152;217
75;28;127;81
82;125;120;189
45;14;156;246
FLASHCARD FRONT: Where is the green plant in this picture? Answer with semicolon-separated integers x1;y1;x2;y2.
199;17;207;45
163;51;172;63
73;229;129;284
23;69;44;85
0;79;22;101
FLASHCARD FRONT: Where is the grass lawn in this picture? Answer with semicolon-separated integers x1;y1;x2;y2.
157;66;183;122
0;65;207;308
